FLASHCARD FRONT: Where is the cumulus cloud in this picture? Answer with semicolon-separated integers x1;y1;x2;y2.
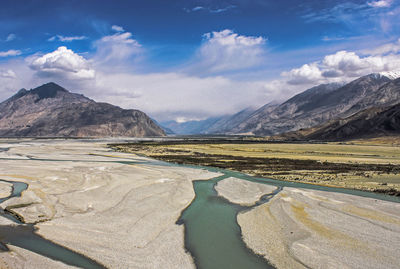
6;34;16;42
0;69;16;79
48;35;88;42
282;63;322;85
0;50;21;57
189;29;267;74
29;46;95;80
282;41;400;85
111;25;124;32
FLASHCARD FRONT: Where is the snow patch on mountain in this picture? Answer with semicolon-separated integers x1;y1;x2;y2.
380;70;400;80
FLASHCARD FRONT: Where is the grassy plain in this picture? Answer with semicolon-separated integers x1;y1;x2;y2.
112;138;400;195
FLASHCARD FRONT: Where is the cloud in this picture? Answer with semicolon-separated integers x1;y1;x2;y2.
29;46;95;80
282;63;322;85
0;50;21;57
111;25;124;32
302;2;366;23
93;31;142;69
301;1;399;34
189;29;267;74
209;5;236;13
6;34;16;42
191;6;205;12
282;44;400;85
322;36;346;42
321;50;398;77
0;69;16;79
48;35;88;42
368;0;392;8
362;38;400;55
185;5;236;13
90;72;271;121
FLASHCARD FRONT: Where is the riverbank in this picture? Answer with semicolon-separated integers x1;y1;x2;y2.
111;140;400;196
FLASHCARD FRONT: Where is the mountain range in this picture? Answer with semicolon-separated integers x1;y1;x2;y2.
159;107;256;135
0;82;165;137
164;73;400;140
1;72;400;140
228;73;400;136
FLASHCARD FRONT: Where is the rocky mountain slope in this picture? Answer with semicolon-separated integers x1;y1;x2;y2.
273;102;400;141
0;82;165;137
308;103;400;140
228;74;399;135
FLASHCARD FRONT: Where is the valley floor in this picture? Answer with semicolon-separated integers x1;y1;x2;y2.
0;139;398;269
112;138;400;196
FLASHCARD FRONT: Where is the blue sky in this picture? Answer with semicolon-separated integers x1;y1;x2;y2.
0;0;399;121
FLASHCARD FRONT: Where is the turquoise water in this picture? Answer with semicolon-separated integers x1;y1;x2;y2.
0;179;106;269
178;174;275;269
0;179;28;204
174;164;400;269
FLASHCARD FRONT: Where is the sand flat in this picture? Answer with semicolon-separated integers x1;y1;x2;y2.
215;177;277;206
238;184;400;269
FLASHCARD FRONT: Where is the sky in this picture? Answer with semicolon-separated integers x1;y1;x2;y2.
0;0;400;122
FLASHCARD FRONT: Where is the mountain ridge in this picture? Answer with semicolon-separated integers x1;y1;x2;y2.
223;73;398;136
0;82;165;137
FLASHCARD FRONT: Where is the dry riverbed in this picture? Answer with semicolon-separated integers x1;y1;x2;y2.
0;139;220;268
0;139;399;269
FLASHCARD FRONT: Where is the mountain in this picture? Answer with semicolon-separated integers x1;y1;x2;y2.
0;82;165;137
307;103;400;140
160;117;224;135
205;107;260;134
229;73;397;135
159;107;256;135
273;102;400;141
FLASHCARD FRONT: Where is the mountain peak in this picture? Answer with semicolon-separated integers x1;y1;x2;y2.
0;82;165;137
30;82;68;101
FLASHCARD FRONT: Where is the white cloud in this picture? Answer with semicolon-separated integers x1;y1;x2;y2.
192;6;205;11
281;43;400;85
0;50;21;57
48;35;88;42
362;38;400;55
209;5;236;13
185;5;236;13
88;72;271;121
0;69;16;79
321;50;398;77
93;31;142;69
282;63;322;85
368;0;392;8
190;29;267;74
111;25;124;32
6;34;16;42
29;46;95;80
